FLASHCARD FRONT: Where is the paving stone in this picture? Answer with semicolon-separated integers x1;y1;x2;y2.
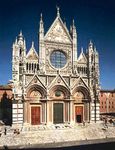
0;122;115;147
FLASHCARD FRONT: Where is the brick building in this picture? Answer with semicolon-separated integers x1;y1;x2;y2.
100;90;115;114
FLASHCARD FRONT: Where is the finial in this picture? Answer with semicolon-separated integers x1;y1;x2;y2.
19;30;22;36
73;19;75;26
81;47;83;53
15;37;17;44
89;40;93;45
18;30;23;41
32;41;34;48
40;13;43;21
24;38;26;47
94;46;97;53
56;6;60;17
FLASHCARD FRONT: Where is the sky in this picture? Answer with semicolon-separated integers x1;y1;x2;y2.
0;0;115;89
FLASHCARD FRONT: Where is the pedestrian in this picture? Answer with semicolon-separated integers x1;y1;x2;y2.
83;121;85;126
104;118;108;128
4;127;7;135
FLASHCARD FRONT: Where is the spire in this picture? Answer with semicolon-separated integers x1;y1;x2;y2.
94;46;96;52
94;46;98;55
89;40;93;46
71;19;77;62
18;30;23;41
39;13;44;34
73;19;75;27
31;41;34;49
15;37;18;45
56;6;60;17
88;40;93;50
19;30;22;36
24;38;26;49
81;47;83;53
40;13;43;23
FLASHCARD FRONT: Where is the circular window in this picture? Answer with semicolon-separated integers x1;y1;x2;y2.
50;50;67;68
55;90;62;97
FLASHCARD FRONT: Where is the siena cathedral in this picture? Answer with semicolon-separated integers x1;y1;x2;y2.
12;8;100;126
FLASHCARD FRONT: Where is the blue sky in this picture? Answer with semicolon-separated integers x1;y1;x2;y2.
0;0;115;89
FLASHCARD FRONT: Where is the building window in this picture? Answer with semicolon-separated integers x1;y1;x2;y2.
20;48;22;56
101;93;103;97
50;50;67;68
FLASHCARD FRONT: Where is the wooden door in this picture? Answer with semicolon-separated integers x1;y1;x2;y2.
31;106;40;125
75;106;83;123
53;103;63;124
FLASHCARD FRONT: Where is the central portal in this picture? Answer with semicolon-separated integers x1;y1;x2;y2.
53;103;63;124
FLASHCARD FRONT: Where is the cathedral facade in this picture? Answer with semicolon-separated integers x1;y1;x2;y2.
12;8;100;125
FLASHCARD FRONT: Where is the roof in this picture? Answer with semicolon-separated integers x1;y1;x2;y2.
0;85;12;90
100;89;115;93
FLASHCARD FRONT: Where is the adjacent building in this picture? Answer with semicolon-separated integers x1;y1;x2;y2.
100;90;115;114
12;8;100;126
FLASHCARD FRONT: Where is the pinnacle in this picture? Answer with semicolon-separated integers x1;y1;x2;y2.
56;6;60;17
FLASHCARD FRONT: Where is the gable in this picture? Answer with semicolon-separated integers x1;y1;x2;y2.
26;75;46;89
78;52;87;63
48;74;70;90
71;77;89;91
44;17;72;44
26;48;38;60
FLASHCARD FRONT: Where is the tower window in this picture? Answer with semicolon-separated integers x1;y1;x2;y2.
20;48;22;56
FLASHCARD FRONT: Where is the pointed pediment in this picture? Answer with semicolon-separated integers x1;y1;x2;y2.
44;17;72;44
26;74;46;89
26;46;38;60
78;51;87;63
72;77;89;91
48;74;70;90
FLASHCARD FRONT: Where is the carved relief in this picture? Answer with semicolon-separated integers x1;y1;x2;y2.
73;91;85;103
45;20;71;44
29;90;41;100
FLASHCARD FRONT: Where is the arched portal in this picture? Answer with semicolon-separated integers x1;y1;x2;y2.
49;85;70;124
72;86;91;123
25;84;46;125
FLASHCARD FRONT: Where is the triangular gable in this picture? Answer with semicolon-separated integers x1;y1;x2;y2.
26;47;38;60
72;77;90;91
26;74;46;90
78;51;87;63
48;74;70;90
44;17;72;44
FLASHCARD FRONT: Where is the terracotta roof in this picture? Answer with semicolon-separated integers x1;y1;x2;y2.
100;89;115;93
0;85;12;90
